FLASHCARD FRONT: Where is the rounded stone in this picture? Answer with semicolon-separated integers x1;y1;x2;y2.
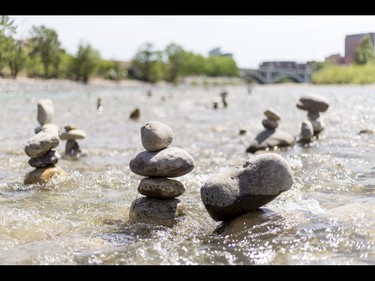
28;150;61;168
138;178;185;199
129;197;185;228
37;99;54;125
25;130;60;158
262;119;279;130
59;129;87;140
129;147;195;177
296;94;329;113
64;124;78;131
24;165;66;185
309;119;324;134
263;108;281;121
200;153;294;221
246;130;295;153
307;112;320;120
300;120;314;141
141;121;173;152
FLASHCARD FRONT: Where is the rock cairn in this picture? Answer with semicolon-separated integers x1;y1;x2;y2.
296;94;329;140
246;108;295;153
201;153;293;221
24;99;66;184
59;124;87;158
129;121;195;227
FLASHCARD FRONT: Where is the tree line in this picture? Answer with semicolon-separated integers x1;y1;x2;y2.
0;16;239;84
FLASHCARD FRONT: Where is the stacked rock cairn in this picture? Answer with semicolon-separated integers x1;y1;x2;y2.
246;108;295;153
59;124;87;158
24;99;66;185
296;94;330;142
129;121;195;227
201;153;294;222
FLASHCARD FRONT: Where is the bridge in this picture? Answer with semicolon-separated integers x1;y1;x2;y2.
239;66;313;84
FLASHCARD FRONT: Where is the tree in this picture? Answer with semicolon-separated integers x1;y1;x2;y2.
72;42;101;84
0;16;17;76
354;35;375;65
8;40;26;78
165;43;185;83
29;25;61;78
131;43;166;83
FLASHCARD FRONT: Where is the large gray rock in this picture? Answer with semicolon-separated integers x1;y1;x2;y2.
246;130;295;153
138;178;185;199
28;150;60;168
200;153;293;221
300;119;314;141
34;123;59;135
264;108;281;121
141;121;173;152
25;129;60;158
296;94;329;113
59;129;87;140
37;99;54;125
129;147;195;177
129;197;185;228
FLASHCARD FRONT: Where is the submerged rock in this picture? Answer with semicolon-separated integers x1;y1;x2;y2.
129;147;195;177
129;197;185;227
246;130;295;153
200;153;293;221
138;178;185;199
24;165;66;185
141;121;173;152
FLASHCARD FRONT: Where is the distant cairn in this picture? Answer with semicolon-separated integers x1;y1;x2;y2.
24;99;66;185
296;94;330;142
246;108;295;153
59;124;87;159
129;121;195;227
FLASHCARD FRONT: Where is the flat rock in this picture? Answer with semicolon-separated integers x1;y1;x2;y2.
264;108;281;121
300;119;314;141
246;130;295;153
34;123;60;135
138;178;185;199
28;150;61;168
262;119;278;130
141;121;173;152
59;129;87;140
129;147;195;177
24;165;66;185
129;197;185;228
25;130;60;158
37;99;54;125
200;153;294;221
296;94;329;113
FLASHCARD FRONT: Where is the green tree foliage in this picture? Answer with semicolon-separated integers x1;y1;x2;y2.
354;35;375;65
72;42;101;84
29;25;62;78
0;16;23;78
131;43;166;83
130;42;239;83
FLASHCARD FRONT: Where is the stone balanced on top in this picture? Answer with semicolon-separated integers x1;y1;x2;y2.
59;124;87;158
246;108;295;153
296;94;330;142
129;121;195;227
24;99;66;184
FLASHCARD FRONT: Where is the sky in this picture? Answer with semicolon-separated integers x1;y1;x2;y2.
10;16;375;68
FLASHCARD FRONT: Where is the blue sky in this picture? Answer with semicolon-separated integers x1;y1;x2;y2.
11;16;375;68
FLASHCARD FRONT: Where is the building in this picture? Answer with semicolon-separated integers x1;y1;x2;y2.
208;47;233;57
325;53;345;64
345;32;375;64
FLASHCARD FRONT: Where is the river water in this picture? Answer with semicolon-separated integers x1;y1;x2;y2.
0;81;374;265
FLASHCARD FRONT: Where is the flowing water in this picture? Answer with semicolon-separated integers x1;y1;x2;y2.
0;81;374;265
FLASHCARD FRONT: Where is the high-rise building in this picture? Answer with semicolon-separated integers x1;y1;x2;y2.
345;32;375;64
